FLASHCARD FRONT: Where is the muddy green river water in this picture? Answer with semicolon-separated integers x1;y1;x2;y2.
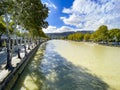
13;40;120;90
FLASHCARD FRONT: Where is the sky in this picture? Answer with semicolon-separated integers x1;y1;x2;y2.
42;0;120;33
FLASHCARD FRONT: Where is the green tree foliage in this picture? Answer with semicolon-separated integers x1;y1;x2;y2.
0;0;14;70
67;25;120;44
0;16;6;37
15;30;22;37
13;0;49;38
116;32;120;42
0;16;13;47
68;33;84;41
84;33;91;41
3;40;6;47
0;0;14;34
91;25;108;42
0;0;14;16
108;28;120;42
0;17;6;46
0;0;49;70
1;0;48;38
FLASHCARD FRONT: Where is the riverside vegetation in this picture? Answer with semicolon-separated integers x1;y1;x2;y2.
67;25;120;46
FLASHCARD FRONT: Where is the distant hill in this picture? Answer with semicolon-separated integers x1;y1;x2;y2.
46;31;93;39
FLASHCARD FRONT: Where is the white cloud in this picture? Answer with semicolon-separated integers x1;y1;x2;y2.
61;0;120;30
62;8;72;14
61;14;82;27
58;26;74;32
44;0;57;9
43;26;74;33
43;26;58;33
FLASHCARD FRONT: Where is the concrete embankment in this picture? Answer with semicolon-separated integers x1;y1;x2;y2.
0;42;43;90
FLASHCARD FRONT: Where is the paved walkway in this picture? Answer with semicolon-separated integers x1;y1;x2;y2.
0;44;35;83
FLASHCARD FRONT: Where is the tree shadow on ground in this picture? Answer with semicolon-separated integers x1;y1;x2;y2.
12;42;112;90
12;45;46;90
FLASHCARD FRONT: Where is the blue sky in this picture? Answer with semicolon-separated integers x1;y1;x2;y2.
42;0;120;33
42;0;74;27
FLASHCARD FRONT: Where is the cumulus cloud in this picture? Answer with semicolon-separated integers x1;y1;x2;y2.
43;26;74;33
61;0;120;30
43;26;58;33
62;8;72;14
58;26;74;32
61;14;82;27
44;0;57;9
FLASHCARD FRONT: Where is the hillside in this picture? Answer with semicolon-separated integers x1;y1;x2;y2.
46;31;93;39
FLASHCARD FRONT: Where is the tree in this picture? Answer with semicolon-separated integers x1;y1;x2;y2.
13;0;48;37
92;25;108;42
116;32;120;42
0;17;6;47
13;0;49;53
0;16;6;39
67;33;84;41
84;33;91;41
0;0;49;70
108;29;120;42
76;33;84;41
0;0;14;70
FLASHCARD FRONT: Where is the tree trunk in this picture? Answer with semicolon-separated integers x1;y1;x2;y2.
31;39;34;48
24;38;27;56
5;37;13;70
5;13;13;70
18;47;21;58
0;34;2;47
16;37;21;59
28;39;31;50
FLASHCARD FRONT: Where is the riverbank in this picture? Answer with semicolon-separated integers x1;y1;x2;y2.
66;40;120;47
0;41;45;90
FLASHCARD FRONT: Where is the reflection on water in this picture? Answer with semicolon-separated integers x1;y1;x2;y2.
13;40;120;90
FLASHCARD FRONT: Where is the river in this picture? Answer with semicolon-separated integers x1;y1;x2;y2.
13;40;120;90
